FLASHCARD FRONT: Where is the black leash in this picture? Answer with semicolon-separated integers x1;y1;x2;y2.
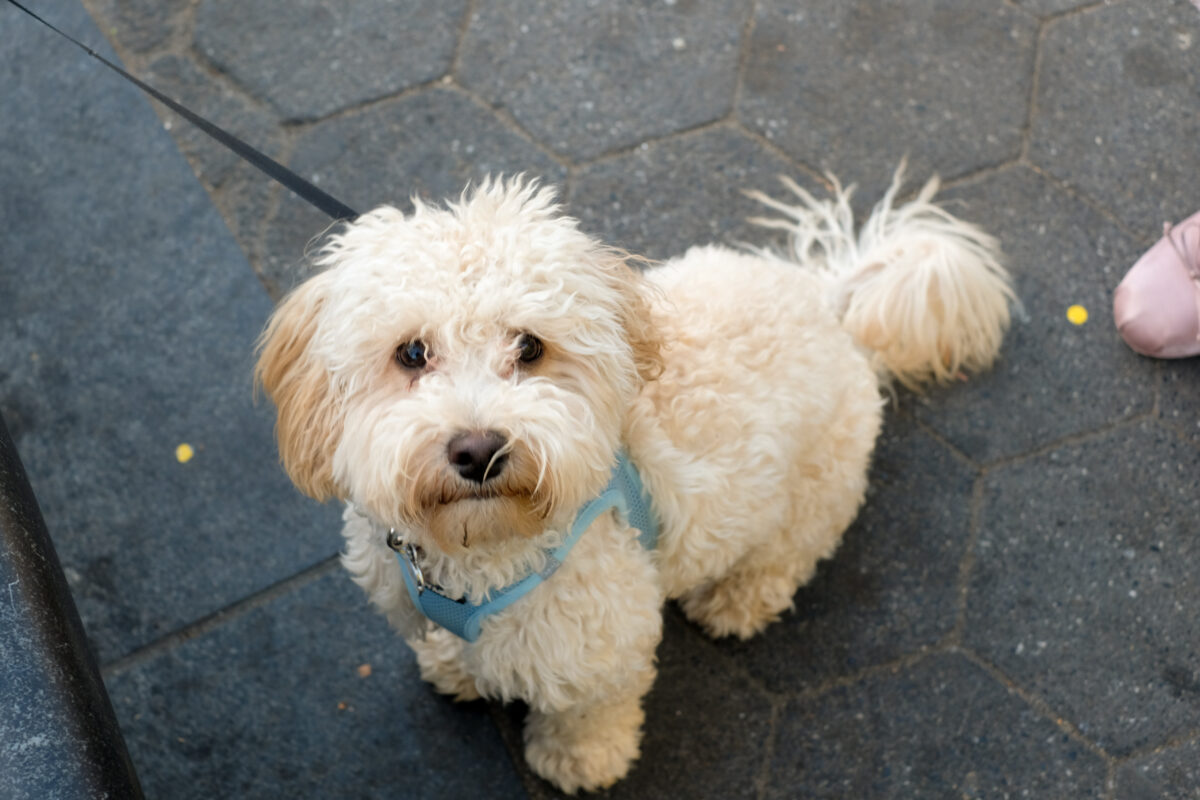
4;0;358;222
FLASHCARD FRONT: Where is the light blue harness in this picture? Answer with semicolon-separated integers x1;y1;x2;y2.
391;452;658;642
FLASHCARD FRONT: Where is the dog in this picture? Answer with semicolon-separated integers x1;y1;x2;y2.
255;170;1012;793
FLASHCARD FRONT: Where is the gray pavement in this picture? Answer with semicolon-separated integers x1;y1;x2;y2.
2;0;1198;797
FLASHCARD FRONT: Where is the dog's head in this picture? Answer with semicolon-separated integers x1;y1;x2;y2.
256;179;660;555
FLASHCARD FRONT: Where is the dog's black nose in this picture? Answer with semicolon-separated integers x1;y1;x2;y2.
447;431;508;484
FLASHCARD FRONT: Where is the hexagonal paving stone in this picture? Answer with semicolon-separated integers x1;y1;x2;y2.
1029;1;1200;237
141;53;285;251
912;166;1148;463
261;87;566;296
712;413;976;694
87;0;192;54
1116;738;1200;800
568;125;811;261
764;652;1107;798
966;420;1200;757
139;54;283;193
195;0;468;120
739;0;1036;200
1160;359;1200;452
457;0;749;162
106;571;526;799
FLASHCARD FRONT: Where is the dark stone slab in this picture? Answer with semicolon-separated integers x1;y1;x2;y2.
0;2;343;663
502;609;774;800
966;421;1200;756
457;0;750;162
261;87;566;296
1160;359;1200;452
105;570;525;799
913;166;1148;463
569;125;809;261
1115;738;1200;800
1029;1;1200;237
764;652;1107;798
739;0;1036;200
712;413;976;694
194;0;468;121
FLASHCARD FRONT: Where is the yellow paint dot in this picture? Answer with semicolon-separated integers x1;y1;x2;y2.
1067;305;1088;325
175;443;194;463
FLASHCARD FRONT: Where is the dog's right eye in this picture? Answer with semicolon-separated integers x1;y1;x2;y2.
396;340;428;369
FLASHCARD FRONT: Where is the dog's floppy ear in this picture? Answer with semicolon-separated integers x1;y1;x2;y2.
604;249;664;385
255;274;343;501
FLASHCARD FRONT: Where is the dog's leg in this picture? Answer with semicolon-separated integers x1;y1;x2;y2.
407;626;481;701
523;686;651;794
678;509;854;640
678;386;878;639
677;545;812;640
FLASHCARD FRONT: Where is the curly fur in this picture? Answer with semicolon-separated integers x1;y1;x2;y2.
256;174;1011;793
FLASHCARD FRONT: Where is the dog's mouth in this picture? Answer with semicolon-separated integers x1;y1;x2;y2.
436;485;525;505
422;483;549;551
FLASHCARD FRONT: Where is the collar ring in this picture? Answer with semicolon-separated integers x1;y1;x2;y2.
387;528;427;595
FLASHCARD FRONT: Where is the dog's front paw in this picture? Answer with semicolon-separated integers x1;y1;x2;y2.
524;726;638;795
524;700;644;794
409;626;481;702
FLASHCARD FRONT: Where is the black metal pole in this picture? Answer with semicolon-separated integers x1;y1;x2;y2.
0;412;143;799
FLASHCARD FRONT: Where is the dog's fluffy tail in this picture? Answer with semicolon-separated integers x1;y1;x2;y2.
747;167;1014;389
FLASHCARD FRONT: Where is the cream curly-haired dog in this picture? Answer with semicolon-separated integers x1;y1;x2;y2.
256;172;1012;793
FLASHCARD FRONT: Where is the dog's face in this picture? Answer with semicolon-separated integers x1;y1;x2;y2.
257;180;660;554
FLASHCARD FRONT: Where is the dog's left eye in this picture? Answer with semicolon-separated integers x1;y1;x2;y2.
517;333;544;364
396;340;428;369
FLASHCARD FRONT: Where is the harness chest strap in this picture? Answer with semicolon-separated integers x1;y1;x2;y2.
393;452;658;642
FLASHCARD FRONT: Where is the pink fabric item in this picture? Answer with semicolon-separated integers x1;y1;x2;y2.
1113;210;1200;358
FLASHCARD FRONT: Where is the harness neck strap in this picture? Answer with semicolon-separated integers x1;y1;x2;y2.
395;451;657;642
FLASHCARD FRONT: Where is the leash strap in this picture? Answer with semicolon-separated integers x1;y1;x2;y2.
4;0;358;222
397;452;659;642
